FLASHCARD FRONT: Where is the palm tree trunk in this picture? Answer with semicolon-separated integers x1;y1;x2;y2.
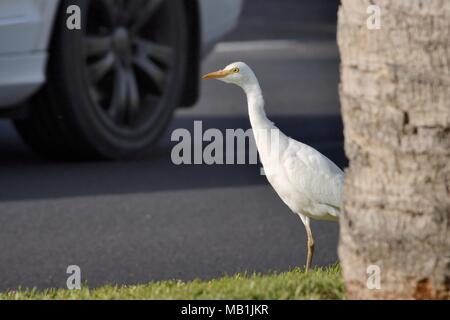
338;0;450;299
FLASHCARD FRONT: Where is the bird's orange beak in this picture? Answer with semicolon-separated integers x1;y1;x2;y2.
202;69;232;80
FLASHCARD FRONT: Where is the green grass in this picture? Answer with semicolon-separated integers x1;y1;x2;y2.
0;265;344;300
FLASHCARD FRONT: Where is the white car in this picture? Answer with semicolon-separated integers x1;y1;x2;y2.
0;0;242;159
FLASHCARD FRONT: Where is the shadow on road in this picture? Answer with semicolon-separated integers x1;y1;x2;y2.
0;115;345;202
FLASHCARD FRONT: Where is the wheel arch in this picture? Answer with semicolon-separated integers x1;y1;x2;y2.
178;0;201;108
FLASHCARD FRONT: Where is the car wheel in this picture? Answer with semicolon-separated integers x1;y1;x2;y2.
15;0;188;159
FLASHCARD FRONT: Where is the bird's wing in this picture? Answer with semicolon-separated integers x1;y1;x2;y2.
281;138;344;211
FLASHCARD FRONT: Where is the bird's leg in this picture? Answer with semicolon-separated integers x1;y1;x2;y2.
304;217;314;272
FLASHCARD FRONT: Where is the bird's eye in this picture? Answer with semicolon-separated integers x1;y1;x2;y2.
233;68;240;73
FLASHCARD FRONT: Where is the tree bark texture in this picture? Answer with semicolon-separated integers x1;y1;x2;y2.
338;0;450;299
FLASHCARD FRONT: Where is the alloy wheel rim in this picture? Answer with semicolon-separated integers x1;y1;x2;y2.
82;0;175;131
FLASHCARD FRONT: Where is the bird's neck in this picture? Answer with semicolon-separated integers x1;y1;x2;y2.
243;80;271;131
243;79;284;168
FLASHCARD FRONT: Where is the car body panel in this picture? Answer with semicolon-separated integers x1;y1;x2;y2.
0;0;242;108
0;0;58;106
198;0;242;54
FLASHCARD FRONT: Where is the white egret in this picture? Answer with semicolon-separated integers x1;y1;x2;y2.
203;62;344;271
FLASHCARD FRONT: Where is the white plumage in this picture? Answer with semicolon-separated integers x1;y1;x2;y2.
203;62;344;271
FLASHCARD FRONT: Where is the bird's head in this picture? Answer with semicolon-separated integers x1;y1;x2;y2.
202;62;255;88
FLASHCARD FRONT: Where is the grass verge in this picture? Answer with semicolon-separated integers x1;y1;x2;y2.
0;265;344;300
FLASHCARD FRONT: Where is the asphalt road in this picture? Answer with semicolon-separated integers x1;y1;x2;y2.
0;1;344;290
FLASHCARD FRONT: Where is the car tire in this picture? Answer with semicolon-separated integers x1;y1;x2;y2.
15;0;188;160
